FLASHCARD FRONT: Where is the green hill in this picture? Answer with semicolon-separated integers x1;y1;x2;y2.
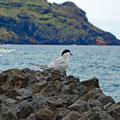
0;0;120;45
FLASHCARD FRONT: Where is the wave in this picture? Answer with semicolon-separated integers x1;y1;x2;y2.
0;48;16;53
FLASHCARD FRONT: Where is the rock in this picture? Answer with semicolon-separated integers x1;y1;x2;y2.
34;93;47;109
16;100;34;119
35;108;54;120
22;68;38;87
22;68;35;76
81;77;100;91
1;69;29;89
61;85;70;93
0;103;17;120
107;104;120;120
4;98;16;108
83;109;114;120
68;99;89;113
40;82;56;97
64;75;79;84
88;99;103;109
0;87;7;94
62;111;85;120
0;68;119;120
32;80;47;94
104;102;113;110
67;95;79;104
41;69;66;81
0;73;7;86
5;89;20;99
75;85;87;97
80;88;103;101
57;109;71;120
47;97;64;108
97;95;115;105
17;88;32;99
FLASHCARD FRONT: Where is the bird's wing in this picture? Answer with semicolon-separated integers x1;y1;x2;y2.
50;57;60;64
48;57;60;65
48;57;61;68
48;56;68;70
57;60;66;65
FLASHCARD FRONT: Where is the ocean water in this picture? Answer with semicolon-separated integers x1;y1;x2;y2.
0;44;120;102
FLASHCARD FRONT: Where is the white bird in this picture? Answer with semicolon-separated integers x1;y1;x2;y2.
48;49;72;71
31;49;72;71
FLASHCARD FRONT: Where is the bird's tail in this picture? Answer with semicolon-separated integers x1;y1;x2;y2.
30;63;48;69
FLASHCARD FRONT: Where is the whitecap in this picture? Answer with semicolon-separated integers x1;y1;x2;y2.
0;48;16;53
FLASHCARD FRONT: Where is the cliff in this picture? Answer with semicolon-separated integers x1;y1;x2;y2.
0;0;120;45
0;68;120;120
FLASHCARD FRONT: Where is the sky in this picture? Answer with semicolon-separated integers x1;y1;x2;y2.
48;0;120;39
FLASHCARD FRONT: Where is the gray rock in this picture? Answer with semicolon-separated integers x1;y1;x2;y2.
5;89;21;99
91;106;102;111
4;98;16;108
56;109;71;120
4;99;35;119
68;95;79;104
0;73;7;86
97;95;115;105
61;85;70;93
64;75;79;84
0;103;17;120
22;68;35;76
107;104;120;120
68;99;89;113
0;87;7;94
16;100;34;119
81;77;100;91
40;82;56;97
104;102;113;110
77;85;87;97
0;68;119;120
17;88;32;99
88;99;103;109
83;109;114;120
47;97;64;108
1;69;29;89
32;80;47;94
34;93;47;109
35;108;54;120
62;111;85;120
59;92;68;104
80;88;104;101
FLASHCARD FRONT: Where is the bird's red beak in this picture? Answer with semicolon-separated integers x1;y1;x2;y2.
70;53;73;56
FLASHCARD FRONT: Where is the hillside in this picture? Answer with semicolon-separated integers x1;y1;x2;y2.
0;0;120;45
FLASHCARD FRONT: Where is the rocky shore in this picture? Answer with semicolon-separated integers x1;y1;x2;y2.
0;68;120;120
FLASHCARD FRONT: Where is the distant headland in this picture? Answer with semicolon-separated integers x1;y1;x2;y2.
0;0;120;45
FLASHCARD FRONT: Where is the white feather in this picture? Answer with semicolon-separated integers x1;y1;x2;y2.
31;51;71;71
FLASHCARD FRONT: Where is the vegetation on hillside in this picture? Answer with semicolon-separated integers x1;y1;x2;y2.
0;0;119;45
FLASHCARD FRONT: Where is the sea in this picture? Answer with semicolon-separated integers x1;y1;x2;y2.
0;44;120;102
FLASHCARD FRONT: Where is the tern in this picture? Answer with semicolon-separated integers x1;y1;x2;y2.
31;49;72;71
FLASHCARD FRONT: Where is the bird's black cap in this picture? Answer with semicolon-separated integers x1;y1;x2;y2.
61;49;70;56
